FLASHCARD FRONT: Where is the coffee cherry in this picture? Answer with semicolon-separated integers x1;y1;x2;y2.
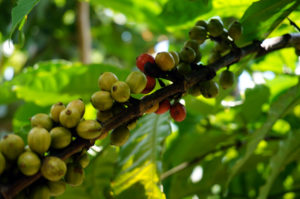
59;108;81;128
97;110;113;123
79;153;90;168
141;76;156;94
98;72;119;91
170;102;186;122
155;99;170;114
195;20;208;30
0;134;25;160
0;152;5;175
48;180;66;196
219;70;234;89
50;127;72;149
29;185;50;199
207;18;224;37
188;84;201;97
170;51;180;66
41;156;67;181
184;40;199;52
199;81;219;98
110;126;130;146
155;52;176;71
91;91;114;111
228;21;242;41
31;113;53;131
76;120;102;140
127;120;137;130
65;163;84;186
207;51;221;64
136;53;155;72
126;71;147;94
145;102;159;114
17;151;41;176
50;102;65;123
189;26;207;44
177;62;191;75
180;46;196;63
144;61;164;78
111;81;131;103
67;99;85;117
28;127;51;155
215;40;231;54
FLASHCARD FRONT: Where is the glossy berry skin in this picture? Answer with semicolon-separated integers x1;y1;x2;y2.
136;53;155;72
170;102;186;122
141;76;156;94
155;99;171;114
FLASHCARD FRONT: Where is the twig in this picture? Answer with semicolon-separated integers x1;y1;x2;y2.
288;18;300;32
1;33;300;199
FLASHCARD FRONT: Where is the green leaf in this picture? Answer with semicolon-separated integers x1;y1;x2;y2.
11;0;40;36
238;0;300;45
0;61;130;106
57;146;118;199
257;131;300;199
113;114;171;198
226;79;300;192
240;84;270;122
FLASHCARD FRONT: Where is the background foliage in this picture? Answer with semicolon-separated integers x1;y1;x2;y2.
1;0;300;198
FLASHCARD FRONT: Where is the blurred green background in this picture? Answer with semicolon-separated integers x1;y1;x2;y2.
1;0;300;198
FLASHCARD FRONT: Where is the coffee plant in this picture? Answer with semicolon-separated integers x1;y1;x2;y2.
1;0;300;199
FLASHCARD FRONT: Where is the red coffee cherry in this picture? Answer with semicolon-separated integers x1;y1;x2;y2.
136;53;155;72
141;76;156;94
170;102;186;122
155;99;171;115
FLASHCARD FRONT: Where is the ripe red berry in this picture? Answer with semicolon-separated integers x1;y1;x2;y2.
141;76;156;94
170;102;186;122
155;99;171;114
136;53;155;72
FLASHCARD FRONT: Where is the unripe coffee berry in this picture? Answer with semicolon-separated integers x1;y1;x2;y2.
76;120;102;140
180;47;196;63
50;102;65;123
219;70;234;89
155;52;176;71
126;71;147;94
59;108;81;128
228;21;242;41
200;80;219;98
98;72;118;91
177;62;192;75
207;18;224;37
31;113;53;131
170;51;180;66
67;99;85;117
0;134;25;160
50;127;72;149
136;53;155;72
111;81;131;103
170;102;186;122
189;26;207;44
17;151;41;176
28;127;51;155
195;20;208;30
91;91;114;111
41;156;67;181
110;125;130;146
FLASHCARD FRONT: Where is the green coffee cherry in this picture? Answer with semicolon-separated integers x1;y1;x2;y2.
48;180;66;196
110;125;130;146
127;120;137;130
111;81;131;103
199;81;219;98
76;120;102;140
98;72;119;91
65;163;84;186
126;71;147;94
207;51;221;64
228;21;242;41
79;153;90;168
189;26;207;44
219;70;235;89
207;18;224;37
28;127;51;155
170;51;180;66
29;185;50;199
179;46;196;63
0;152;5;175
59;108;81;128
50;127;72;149
0;134;25;160
31;113;53;131
184;40;199;52
188;84;202;97
195;20;207;30
17;151;41;176
41;156;67;182
50;102;65;123
67;99;85;117
91;91;114;111
177;62;191;75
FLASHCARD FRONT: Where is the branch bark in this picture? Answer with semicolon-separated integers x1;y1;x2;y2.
1;33;300;199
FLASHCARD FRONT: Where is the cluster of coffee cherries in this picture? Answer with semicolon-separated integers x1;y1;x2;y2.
0;99;94;199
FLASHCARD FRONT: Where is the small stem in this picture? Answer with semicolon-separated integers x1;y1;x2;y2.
288;18;300;32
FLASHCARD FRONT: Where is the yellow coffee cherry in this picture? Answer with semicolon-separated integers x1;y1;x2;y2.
31;113;53;131
111;81;131;103
76;120;102;140
126;71;147;94
50;127;72;149
67;99;85;117
98;72;118;91
91;91;114;111
28;127;51;155
155;52;176;71
50;102;65;123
